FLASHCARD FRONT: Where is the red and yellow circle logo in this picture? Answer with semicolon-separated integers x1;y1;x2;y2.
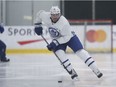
86;29;106;42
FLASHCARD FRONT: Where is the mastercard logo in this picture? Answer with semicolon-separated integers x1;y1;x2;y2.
86;29;106;42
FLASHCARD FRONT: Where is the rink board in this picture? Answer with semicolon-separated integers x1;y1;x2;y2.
0;25;116;53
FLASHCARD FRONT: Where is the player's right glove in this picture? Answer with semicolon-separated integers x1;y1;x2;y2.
0;25;4;33
47;42;56;51
47;39;59;51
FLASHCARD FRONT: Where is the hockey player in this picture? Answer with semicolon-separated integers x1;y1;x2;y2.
34;6;103;80
0;24;10;62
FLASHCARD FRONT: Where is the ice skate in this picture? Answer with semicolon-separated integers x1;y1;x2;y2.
1;58;10;62
93;69;103;78
71;74;79;81
71;69;79;81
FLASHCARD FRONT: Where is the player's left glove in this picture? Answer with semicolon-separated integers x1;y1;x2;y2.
47;39;59;51
34;26;43;35
34;23;43;35
0;25;4;33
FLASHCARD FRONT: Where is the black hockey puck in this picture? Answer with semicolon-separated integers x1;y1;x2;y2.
58;80;62;83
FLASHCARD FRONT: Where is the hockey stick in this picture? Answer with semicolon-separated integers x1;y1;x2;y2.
40;34;78;79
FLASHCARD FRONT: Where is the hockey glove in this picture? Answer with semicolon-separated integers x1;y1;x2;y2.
34;26;43;35
47;39;59;51
0;25;4;33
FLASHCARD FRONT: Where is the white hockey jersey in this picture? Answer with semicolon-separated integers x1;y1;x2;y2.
34;10;73;44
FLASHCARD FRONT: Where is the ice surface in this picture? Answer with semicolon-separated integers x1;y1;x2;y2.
0;53;116;87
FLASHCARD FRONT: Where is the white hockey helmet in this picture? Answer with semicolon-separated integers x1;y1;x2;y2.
50;6;60;14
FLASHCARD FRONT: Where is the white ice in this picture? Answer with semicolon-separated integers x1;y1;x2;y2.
0;53;116;87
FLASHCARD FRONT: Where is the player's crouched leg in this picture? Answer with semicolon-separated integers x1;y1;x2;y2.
68;35;103;78
76;49;103;78
55;50;79;81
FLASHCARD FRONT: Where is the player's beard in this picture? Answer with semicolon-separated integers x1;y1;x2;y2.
52;18;58;22
51;16;60;23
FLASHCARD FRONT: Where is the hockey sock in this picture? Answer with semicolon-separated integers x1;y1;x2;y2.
55;50;77;76
76;49;100;74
